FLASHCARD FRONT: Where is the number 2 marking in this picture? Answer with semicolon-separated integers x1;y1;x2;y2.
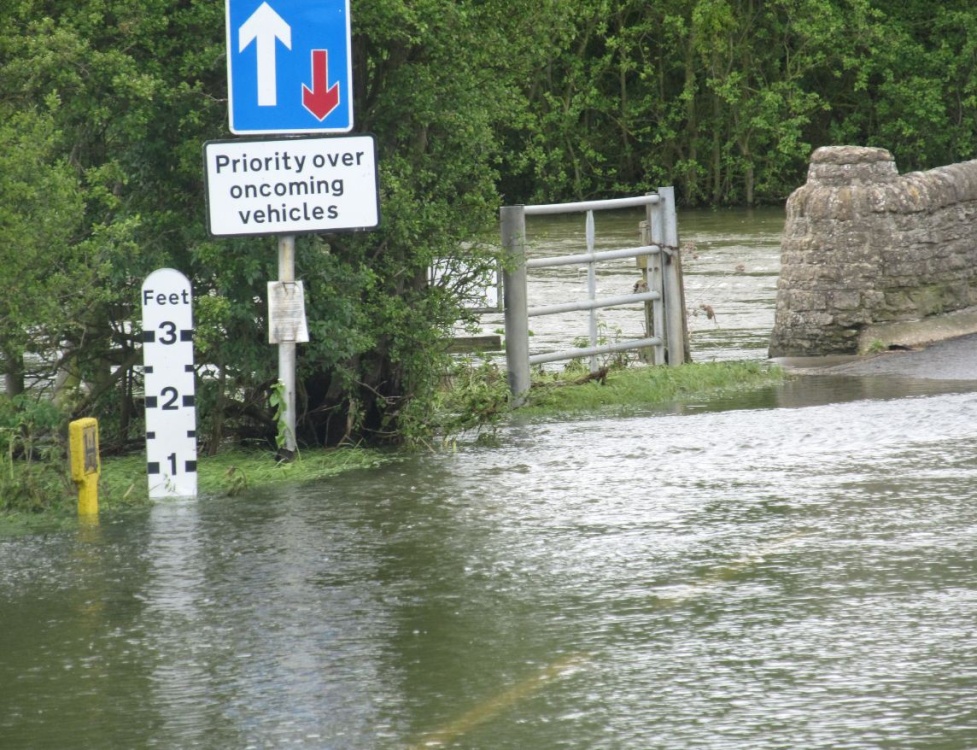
161;387;179;410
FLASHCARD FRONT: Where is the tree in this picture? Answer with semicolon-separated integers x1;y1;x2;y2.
0;0;545;450
6;0;977;458
0;104;85;398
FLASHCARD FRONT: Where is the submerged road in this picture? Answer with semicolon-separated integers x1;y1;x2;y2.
776;332;977;382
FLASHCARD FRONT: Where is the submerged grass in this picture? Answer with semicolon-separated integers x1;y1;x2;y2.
0;446;393;533
98;446;392;507
1;359;781;532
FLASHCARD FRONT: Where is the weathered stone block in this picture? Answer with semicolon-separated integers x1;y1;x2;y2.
770;146;977;356
830;290;862;310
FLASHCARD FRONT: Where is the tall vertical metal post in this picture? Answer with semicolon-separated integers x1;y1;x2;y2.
501;205;531;402
648;198;667;366
278;234;297;456
585;210;599;373
659;186;688;366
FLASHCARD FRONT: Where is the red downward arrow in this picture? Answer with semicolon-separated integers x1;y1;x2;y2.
302;49;340;121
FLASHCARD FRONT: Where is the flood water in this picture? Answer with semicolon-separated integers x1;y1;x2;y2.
4;209;977;749
477;206;784;365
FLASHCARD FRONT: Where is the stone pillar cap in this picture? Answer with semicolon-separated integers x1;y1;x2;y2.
807;145;898;185
811;145;894;164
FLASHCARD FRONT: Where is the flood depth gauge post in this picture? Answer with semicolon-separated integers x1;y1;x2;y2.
206;0;379;458
141;269;198;498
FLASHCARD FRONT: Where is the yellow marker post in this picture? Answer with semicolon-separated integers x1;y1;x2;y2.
69;418;100;517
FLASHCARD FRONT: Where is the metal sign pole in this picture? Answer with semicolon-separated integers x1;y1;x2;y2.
278;234;297;457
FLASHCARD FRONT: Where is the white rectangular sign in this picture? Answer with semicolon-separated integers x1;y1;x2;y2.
204;134;380;236
268;281;310;343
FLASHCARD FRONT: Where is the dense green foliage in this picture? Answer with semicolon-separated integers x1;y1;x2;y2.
0;0;521;457
2;0;977;470
500;0;977;206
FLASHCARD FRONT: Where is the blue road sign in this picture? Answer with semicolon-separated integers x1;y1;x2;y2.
226;0;353;134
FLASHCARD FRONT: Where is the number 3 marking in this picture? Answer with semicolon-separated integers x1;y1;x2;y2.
159;321;177;345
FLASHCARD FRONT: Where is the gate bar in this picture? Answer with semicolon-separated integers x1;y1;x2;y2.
529;290;661;318
529;337;663;366
527;244;661;269
525;195;660;215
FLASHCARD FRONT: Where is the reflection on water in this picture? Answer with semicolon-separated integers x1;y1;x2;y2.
2;386;977;748
681;374;977;414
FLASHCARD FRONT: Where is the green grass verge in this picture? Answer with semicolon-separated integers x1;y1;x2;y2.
518;360;784;417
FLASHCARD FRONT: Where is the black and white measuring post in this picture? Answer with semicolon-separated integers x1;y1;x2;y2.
141;268;198;498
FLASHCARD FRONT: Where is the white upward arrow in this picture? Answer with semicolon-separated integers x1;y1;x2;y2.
238;2;291;107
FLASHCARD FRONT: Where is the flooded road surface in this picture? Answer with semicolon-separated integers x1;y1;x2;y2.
3;389;977;749
3;208;977;748
780;332;977;383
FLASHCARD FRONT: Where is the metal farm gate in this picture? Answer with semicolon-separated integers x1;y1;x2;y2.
500;188;686;400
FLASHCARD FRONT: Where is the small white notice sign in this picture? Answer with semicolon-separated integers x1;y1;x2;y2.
141;268;198;498
268;281;310;344
203;134;380;237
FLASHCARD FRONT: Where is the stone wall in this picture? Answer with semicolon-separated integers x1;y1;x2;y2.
768;146;977;357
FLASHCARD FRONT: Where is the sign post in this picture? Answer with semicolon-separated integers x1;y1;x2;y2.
210;0;377;462
276;236;297;457
141;269;198;498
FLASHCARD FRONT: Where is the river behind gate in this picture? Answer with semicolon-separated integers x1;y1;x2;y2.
3;208;977;749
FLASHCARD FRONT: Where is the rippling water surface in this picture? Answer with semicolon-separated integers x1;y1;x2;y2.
3;390;977;748
2;210;977;749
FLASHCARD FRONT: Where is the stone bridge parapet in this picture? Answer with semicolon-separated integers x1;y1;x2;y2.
769;146;977;357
